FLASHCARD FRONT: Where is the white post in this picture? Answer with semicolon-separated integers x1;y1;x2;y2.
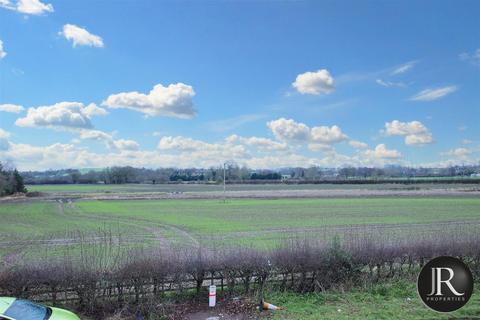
209;285;216;307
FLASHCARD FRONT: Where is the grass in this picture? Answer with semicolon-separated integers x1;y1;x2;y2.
74;198;480;241
1;197;479;257
26;182;480;194
266;280;480;319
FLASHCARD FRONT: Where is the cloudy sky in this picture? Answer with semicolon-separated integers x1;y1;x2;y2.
0;0;479;170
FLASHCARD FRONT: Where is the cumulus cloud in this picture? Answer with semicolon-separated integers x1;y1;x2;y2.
310;125;348;144
158;136;219;152
0;0;53;15
103;83;196;118
0;128;10;139
83;103;109;117
307;143;334;152
0;103;24;113
292;69;335;95
410;86;457;101
225;134;287;151
0;133;409;171
349;140;368;149
384;120;433;146
0;128;11;150
267;118;310;141
78;129;112;141
112;139;140;151
364;144;401;159
60;24;104;48
391;61;417;75
78;129;139;151
157;135;247;161
459;49;480;67
0;40;6;59
267;118;348;147
442;147;472;158
15;102;107;130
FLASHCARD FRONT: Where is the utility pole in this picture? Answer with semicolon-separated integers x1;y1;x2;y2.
223;162;226;203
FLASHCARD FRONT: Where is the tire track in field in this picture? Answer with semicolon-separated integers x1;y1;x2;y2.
62;201;200;249
214;219;480;242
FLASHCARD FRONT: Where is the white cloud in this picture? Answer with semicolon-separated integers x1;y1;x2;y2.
376;79;405;88
157;135;247;162
15;102;107;130
78;129;112;141
349;140;368;149
0;128;10;139
0;103;24;113
442;147;472;158
0;128;11;150
158;136;219;152
310;125;348;144
292;69;335;95
410;86;457;101
461;139;473;145
384;120;433;146
225;134;287;151
0;40;6;59
364;144;401;159
267;118;311;141
112;139;140;151
0;0;53;15
307;143;334;152
78;129;139;151
267;118;348;146
391;61;417;75
0;133;408;171
60;24;104;48
103;83;196;118
83;103;109;117
459;49;480;67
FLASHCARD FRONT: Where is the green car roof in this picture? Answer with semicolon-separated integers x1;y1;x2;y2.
0;297;15;314
0;297;80;320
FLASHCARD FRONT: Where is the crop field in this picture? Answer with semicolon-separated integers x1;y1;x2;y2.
26;182;480;194
2;185;480;319
1;195;480;261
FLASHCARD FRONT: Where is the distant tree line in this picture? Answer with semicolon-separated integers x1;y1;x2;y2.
21;164;285;185
0;162;27;196
20;163;480;185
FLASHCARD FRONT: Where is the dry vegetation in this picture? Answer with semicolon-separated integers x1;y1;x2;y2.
1;233;479;319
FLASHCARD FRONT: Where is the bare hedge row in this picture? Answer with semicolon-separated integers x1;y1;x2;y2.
1;234;479;313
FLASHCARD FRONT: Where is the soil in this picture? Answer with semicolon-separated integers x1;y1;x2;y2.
3;187;480;203
167;298;263;320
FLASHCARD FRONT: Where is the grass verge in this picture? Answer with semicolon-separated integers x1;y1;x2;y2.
265;280;480;320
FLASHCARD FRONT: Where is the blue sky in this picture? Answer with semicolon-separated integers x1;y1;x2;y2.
0;0;479;170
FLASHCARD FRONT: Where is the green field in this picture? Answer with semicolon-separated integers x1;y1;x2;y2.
26;182;480;194
1;197;480;259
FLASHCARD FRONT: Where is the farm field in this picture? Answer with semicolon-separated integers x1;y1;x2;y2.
26;182;480;194
1;196;480;260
